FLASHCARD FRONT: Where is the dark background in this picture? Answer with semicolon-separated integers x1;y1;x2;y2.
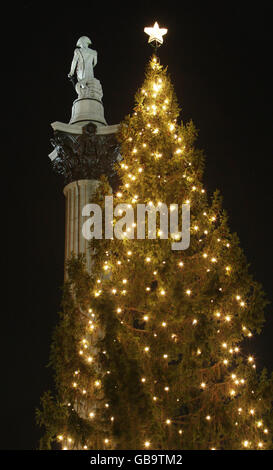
4;2;273;449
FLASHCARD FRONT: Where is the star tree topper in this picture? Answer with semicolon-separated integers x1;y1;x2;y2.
144;21;168;48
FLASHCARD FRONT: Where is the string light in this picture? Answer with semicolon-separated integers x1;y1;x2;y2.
54;56;270;452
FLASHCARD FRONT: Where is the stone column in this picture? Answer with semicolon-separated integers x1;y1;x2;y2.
63;179;100;274
50;122;120;274
70;78;107;127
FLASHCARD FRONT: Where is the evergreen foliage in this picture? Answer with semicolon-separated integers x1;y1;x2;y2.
37;56;273;450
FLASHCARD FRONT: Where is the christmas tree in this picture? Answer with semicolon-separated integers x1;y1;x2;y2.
37;51;273;450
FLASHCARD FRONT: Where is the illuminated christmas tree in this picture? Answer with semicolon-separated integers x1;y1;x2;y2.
37;26;273;450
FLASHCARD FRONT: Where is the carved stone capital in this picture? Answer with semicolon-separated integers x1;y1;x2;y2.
50;122;121;188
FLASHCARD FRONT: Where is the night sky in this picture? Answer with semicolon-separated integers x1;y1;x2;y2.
5;3;273;449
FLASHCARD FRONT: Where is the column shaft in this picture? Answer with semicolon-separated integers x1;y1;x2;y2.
63;179;100;273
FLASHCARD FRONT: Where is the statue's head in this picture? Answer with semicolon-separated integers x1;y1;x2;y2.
77;36;92;48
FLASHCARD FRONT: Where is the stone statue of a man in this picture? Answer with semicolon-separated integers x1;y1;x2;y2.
68;36;97;85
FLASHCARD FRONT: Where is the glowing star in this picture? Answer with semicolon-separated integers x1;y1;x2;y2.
144;22;168;46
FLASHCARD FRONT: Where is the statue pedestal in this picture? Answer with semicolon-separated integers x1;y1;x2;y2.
70;98;107;126
70;78;107;126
